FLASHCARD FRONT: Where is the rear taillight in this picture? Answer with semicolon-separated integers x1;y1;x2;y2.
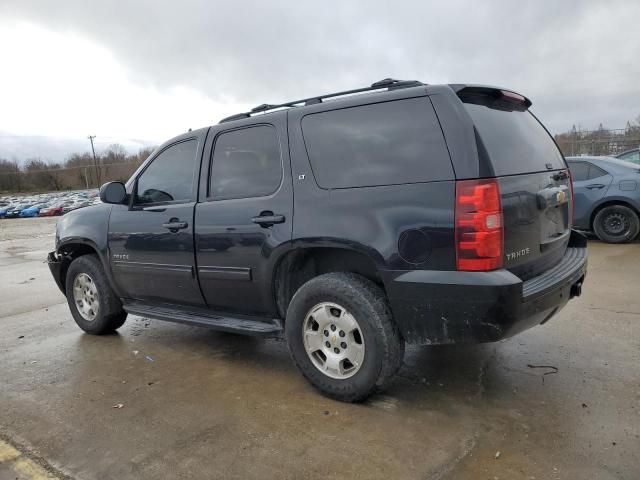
455;178;504;271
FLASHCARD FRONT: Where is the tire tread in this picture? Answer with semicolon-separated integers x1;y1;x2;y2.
65;254;126;334
285;272;404;402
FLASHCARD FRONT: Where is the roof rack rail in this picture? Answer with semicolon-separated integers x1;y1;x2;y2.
219;78;424;123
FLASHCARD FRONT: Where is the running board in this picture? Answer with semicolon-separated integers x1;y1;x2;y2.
123;301;283;337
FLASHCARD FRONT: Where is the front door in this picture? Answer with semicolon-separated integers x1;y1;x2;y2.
195;116;292;315
109;135;206;306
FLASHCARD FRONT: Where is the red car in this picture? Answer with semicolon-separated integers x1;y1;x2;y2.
39;204;65;216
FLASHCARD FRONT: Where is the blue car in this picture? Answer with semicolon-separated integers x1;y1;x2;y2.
19;203;48;217
567;156;640;243
0;206;12;218
4;204;32;218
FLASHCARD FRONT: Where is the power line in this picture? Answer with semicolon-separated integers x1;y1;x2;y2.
88;135;100;185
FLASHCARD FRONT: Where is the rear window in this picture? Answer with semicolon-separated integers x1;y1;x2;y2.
464;103;565;176
301;98;453;188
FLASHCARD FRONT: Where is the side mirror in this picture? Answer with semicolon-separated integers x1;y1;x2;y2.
99;181;127;204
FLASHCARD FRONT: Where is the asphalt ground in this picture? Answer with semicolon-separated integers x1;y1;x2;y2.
0;216;638;479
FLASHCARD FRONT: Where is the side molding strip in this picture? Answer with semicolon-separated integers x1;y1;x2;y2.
197;266;252;281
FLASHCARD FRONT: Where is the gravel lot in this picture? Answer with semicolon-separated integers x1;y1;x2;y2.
0;216;638;479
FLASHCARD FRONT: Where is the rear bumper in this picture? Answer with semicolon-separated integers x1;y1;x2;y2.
383;230;587;344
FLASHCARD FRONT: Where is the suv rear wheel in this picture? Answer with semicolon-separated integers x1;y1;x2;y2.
65;254;127;334
593;205;639;244
285;272;404;402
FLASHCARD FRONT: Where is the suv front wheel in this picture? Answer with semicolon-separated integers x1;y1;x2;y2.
285;272;404;402
65;254;127;334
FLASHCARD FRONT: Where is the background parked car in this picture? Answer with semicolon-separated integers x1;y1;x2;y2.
19;205;38;218
0;205;14;218
616;148;639;165
39;203;66;217
62;200;91;214
20;203;49;217
566;156;640;243
5;204;33;218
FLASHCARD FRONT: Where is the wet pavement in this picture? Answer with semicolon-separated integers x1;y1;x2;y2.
0;216;638;479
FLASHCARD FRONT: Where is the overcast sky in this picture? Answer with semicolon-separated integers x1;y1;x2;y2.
1;0;639;163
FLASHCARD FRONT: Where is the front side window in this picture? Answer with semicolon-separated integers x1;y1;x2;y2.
135;139;198;205
209;125;282;199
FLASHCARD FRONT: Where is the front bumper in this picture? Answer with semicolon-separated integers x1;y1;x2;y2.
47;251;67;294
383;231;587;345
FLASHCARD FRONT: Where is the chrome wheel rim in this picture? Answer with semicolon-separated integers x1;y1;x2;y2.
302;302;365;380
73;273;99;321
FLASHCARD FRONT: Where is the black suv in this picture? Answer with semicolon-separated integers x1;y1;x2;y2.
48;79;587;402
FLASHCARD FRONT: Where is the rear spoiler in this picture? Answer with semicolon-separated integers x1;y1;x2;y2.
449;84;532;112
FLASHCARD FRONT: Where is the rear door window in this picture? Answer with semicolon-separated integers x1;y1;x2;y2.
464;103;565;175
209;125;282;199
567;161;590;182
301;98;453;188
587;164;608;179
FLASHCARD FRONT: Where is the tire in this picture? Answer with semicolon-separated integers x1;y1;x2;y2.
65;254;127;334
285;272;404;402
593;205;640;244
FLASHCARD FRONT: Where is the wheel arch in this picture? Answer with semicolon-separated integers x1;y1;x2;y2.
56;239;116;297
271;243;385;319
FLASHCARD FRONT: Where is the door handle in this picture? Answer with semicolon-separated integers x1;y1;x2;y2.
162;220;188;232
586;184;605;189
251;213;285;227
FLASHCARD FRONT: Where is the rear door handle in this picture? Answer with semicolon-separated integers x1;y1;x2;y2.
586;184;605;190
162;220;188;231
251;213;285;226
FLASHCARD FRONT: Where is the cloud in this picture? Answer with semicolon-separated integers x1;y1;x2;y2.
1;0;639;161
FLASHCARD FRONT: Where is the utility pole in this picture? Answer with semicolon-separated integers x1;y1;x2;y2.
87;135;100;186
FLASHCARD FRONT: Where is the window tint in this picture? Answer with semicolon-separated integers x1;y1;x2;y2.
464;104;565;175
301;98;453;189
567;162;590;182
136;140;198;204
210;125;282;199
587;164;608;179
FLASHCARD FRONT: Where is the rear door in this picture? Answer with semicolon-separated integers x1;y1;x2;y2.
460;92;573;280
194;114;293;315
567;160;612;228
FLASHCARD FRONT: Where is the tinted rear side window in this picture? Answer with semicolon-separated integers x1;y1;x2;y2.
464;104;565;176
210;125;282;199
567;161;590;182
301;98;453;188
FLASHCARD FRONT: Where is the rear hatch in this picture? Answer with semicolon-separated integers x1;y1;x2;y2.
459;87;571;280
